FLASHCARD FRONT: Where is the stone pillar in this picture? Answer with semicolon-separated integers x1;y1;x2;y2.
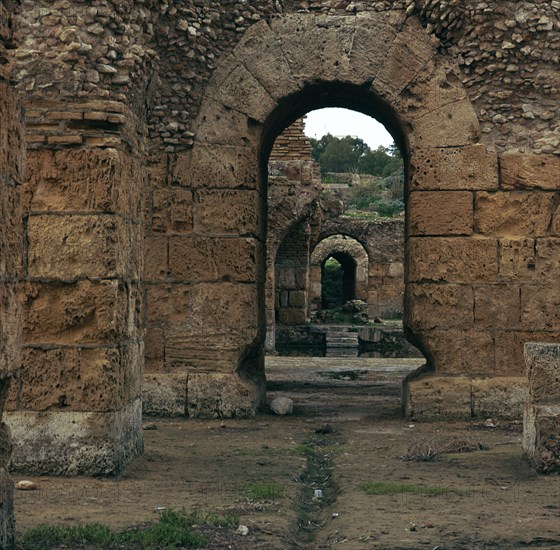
7;117;145;475
0;1;23;546
523;343;560;474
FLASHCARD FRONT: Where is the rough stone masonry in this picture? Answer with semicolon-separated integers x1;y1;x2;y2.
0;0;23;546
0;0;557;478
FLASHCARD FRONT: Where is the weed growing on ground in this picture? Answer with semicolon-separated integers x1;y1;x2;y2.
17;508;239;550
243;482;284;500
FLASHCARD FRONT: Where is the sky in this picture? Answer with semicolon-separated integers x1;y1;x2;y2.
303;108;394;150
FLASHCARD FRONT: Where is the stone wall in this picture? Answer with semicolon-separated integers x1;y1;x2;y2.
0;1;23;547
315;218;404;318
6;2;560;435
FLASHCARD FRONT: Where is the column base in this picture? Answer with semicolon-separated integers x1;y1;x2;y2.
6;398;143;475
403;372;528;419
523;403;560;474
143;373;187;417
187;371;266;418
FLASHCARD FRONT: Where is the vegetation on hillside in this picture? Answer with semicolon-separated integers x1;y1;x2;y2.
310;134;404;219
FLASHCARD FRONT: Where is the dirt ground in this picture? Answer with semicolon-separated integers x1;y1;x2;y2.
13;357;560;549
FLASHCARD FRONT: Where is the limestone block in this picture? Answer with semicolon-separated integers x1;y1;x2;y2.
205;56;276;123
7;399;143;475
409;145;498;191
277;267;296;290
169;237;259;283
24;149;141;217
408;191;473;235
0;181;22;278
278;309;307;325
0;83;24;184
418;329;494;374
145;284;190;325
179;144;258;190
19;346;138;412
289;291;306;308
535;238;560;281
187;372;265;419
523;404;560;474
313;16;356;83
0;284;21;376
403;374;473;419
144;328;164;373
524;342;560;404
407;237;498;283
501;153;560;191
188;282;259;340
474;284;520;330
27;214;126;278
521;286;560;331
22;280;127;345
232;20;301;100
152;188;193;233
471;377;527;418
194;190;260;235
144;236;168;281
494;332;560;377
408;100;481;149
142;373;186;416
406;284;473;331
475;191;554;237
374;17;433;102
498;238;536;280
196;99;260;149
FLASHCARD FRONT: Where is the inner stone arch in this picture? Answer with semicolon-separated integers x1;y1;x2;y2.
310;235;369;312
183;11;510;419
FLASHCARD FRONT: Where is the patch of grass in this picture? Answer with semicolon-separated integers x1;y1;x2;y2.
296;444;316;456
17;508;231;550
361;481;453;497
242;482;284;501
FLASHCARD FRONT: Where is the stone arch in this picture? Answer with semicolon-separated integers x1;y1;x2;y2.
182;11;490;418
310;235;369;312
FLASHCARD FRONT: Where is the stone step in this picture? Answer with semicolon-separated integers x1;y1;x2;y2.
325;348;359;358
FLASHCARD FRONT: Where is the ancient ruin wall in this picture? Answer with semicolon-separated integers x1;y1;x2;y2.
7;0;151;474
8;2;560;432
313;219;404;318
0;1;23;546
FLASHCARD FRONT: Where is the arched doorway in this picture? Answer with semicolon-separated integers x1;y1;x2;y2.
185;12;492;418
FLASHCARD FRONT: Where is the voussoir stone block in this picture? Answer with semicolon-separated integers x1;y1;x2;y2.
232;20;301;100
408;191;473;235
205;56;276;123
